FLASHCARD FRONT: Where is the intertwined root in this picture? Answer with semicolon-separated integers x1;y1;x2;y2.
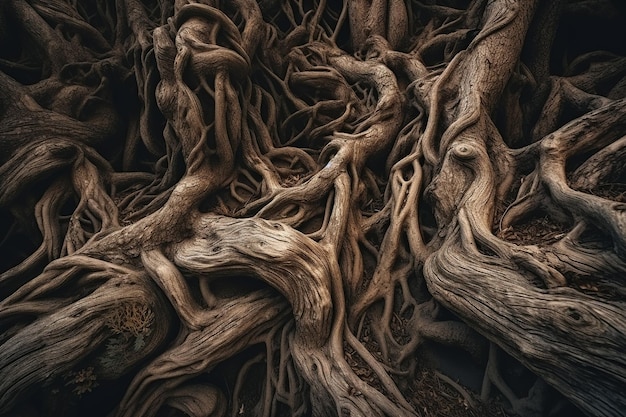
1;0;626;416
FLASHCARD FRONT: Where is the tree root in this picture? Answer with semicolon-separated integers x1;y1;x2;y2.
2;0;626;416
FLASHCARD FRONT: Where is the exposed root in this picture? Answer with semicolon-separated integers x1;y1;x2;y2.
1;0;625;416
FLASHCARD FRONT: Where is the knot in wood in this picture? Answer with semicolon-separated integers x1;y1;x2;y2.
451;143;477;161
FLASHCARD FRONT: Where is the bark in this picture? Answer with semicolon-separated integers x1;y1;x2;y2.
1;1;625;417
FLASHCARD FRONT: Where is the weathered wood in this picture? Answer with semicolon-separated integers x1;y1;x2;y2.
425;236;626;417
1;0;626;416
0;272;170;413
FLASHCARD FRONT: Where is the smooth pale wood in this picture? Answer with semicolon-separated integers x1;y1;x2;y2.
169;214;334;347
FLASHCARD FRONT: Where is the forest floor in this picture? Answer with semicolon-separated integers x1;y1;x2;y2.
407;368;509;417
